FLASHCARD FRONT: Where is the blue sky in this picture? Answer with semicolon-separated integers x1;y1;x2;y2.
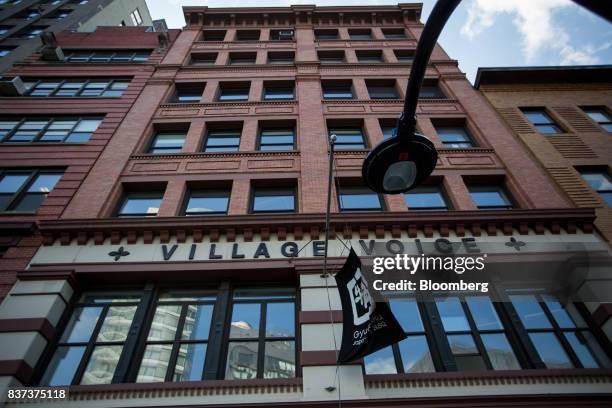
145;0;612;83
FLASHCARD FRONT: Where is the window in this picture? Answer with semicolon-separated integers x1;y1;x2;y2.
337;185;382;211
379;119;395;140
19;26;47;39
0;47;13;57
149;132;186;154
322;80;353;99
521;108;563;134
348;29;371;40
365;298;434;374
40;286;297;385
435;125;476;148
270;30;294;41
64;51;151;63
580;170;612;206
318;50;344;64
236;30;260;41
366;79;399;99
394;49;414;63
229;52;256;65
356;50;383;63
23;10;40;20
382;28;406;39
315;29;339;40
267;52;294;65
258;126;295;151
130;8;143;26
263;82;294;100
40;293;141;386
404;185;449;210
468;185;514;210
0;169;63;212
226;288;296;379
184;190;230;215
217;83;249;102
117;193;163;217
202;30;225;41
509;293;611;369
582;107;612;132
190;53;217;65
204;126;241;152
0;26;13;36
328;125;366;149
0;117;102;143
136;290;216;382
172;83;205;103
436;296;521;371
23;79;130;97
419;84;445;99
53;10;70;19
251;186;296;213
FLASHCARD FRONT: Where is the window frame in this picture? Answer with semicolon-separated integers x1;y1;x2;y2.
382;28;407;39
348;28;372;40
217;83;250;102
262;82;295;101
581;107;612;132
468;185;514;210
250;186;297;214
235;30;260;41
63;50;151;63
521;108;564;134
579;169;612;207
267;52;294;65
148;131;186;154
0;116;103;144
355;50;384;63
404;185;450;211
0;168;63;213
434;125;477;149
314;29;339;40
257;126;296;151
183;189;230;216
23;78;130;98
318;50;345;64
203;127;242;152
116;192;163;218
202;30;226;42
328;125;366;149
190;53;218;65
337;184;384;212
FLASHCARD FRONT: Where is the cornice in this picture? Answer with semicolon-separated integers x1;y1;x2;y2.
37;208;596;246
130;151;300;160
159;100;298;109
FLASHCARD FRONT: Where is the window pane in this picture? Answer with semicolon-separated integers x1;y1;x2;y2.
173;343;206;381
40;131;68;142
49;120;77;130
147;304;182;341
529;332;573;369
581;172;612;191
186;194;229;214
535;124;562;134
399;335;435;373
470;188;510;208
263;340;295;378
523;110;552;124
266;302;295;337
96;305;137;342
481;333;521;370
448;334;478;355
565;331;611;368
364;346;397;374
226;342;258;379
74;119;101;132
119;196;161;216
339;187;381;210
465;296;502;330
80;345;123;384
61;306;103;343
435;297;470;332
181;304;213;340
40;346;86;386
137;344;172;382
0;174;28;193
584;110;609;122
65;132;91;143
28;173;62;192
404;187;447;210
13;193;46;211
230;303;260;338
542;296;586;329
509;295;552;329
390;299;423;332
253;191;295;212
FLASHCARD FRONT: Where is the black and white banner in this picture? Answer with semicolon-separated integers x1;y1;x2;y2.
334;248;407;363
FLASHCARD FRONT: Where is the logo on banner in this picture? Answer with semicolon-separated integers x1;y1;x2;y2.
335;248;407;364
347;267;375;325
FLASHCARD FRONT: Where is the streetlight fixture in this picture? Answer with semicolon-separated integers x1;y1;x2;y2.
362;0;610;195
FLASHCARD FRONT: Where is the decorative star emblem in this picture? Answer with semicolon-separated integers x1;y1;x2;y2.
505;237;526;251
108;246;130;261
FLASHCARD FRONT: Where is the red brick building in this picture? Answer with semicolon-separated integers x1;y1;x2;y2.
0;4;610;407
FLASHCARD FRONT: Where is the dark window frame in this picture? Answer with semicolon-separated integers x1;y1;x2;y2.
328;125;367;149
434;125;477;149
148;131;186;154
521;108;564;134
183;189;230;216
356;50;383;63
314;29;339;40
337;184;384;212
257;126;296;151
116;192;163;218
382;28;407;39
263;82;295;101
217;83;250;102
0;168;63;213
318;50;345;64
581;107;612;132
404;185;450;211
468;185;514;210
190;53;218;65
228;52;257;65
579;169;612;207
203;127;242;152
250;185;297;214
63;50;151;63
348;28;372;40
269;29;294;41
0;116;103;144
22;78;130;98
202;30;226;41
235;30;260;41
267;51;294;65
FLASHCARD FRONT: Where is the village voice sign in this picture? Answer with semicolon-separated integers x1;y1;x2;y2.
335;248;407;363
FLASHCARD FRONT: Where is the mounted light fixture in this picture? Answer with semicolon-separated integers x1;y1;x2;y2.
363;0;610;194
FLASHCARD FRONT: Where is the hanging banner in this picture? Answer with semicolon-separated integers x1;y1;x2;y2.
334;248;407;363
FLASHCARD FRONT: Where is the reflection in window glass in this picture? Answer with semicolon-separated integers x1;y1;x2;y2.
173;343;207;381
185;190;229;215
226;342;258;379
435;297;470;332
509;295;552;329
364;346;397;374
81;345;123;384
390;299;423;332
230;303;260;338
252;187;295;213
266;302;295;337
264;341;295;378
40;346;86;386
481;333;521;370
465;297;502;330
399;336;435;373
529;332;573;369
338;186;382;211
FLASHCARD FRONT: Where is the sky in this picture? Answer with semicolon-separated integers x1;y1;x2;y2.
144;0;612;83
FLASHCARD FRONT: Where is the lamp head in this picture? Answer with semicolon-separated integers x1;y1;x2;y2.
362;133;437;194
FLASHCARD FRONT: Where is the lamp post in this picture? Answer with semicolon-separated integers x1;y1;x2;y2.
362;0;610;195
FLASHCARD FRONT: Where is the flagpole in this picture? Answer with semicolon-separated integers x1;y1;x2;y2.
322;133;336;278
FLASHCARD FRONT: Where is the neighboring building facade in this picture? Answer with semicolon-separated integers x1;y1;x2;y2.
476;66;612;244
0;4;611;407
0;0;153;72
